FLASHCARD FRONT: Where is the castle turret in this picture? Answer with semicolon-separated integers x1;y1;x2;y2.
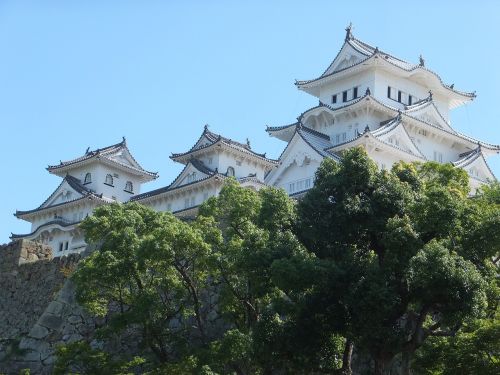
12;139;157;254
132;126;277;216
267;26;499;195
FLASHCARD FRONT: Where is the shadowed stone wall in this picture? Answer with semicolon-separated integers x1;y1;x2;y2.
0;240;84;374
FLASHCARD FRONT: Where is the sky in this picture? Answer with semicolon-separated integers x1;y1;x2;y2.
1;0;499;243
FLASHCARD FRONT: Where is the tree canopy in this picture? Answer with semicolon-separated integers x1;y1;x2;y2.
57;148;499;375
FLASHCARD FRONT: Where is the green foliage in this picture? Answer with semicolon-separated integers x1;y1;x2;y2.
61;151;499;374
413;314;500;374
293;147;497;373
53;341;144;375
74;203;216;363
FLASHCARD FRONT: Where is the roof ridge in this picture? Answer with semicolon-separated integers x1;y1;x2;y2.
298;124;330;140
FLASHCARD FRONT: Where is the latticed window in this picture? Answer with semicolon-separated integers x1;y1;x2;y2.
125;181;133;193
105;174;114;186
84;173;92;184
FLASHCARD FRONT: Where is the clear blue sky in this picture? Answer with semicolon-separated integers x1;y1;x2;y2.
1;0;499;243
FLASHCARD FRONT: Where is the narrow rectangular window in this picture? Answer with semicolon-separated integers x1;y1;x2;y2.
342;91;348;102
408;95;413;105
59;243;63;252
332;94;337;104
342;132;347;141
336;134;340;144
305;178;311;189
65;242;69;250
289;183;295;193
387;86;391;98
397;90;402;103
353;87;358;99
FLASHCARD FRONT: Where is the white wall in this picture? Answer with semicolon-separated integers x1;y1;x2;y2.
318;70;374;107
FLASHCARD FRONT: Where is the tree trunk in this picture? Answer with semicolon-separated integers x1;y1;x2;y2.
374;358;387;375
401;351;412;375
341;339;353;374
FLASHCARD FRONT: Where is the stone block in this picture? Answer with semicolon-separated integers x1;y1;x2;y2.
42;355;55;366
66;333;83;343
67;315;82;324
19;338;39;350
57;282;75;304
45;301;64;315
29;324;49;339
39;313;63;330
23;350;41;362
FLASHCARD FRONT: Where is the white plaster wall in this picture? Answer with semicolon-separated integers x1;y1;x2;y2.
216;152;268;181
372;70;450;120
64;164;145;202
144;184;220;213
272;159;321;194
318;70;374;107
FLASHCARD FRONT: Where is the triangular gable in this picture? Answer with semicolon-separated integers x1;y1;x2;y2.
266;131;326;186
455;151;496;182
169;161;212;189
405;101;453;132
323;41;369;77
105;146;142;169
40;178;87;209
191;134;215;151
372;120;425;158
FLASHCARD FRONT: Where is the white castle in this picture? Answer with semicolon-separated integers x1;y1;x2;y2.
12;26;499;255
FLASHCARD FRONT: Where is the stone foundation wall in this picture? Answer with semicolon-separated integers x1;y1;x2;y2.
0;240;84;374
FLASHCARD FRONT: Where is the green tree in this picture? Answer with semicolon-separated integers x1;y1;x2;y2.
72;203;216;366
53;341;144;375
292;149;495;374
197;180;339;374
412;314;500;374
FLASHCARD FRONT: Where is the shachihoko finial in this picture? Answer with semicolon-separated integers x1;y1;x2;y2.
428;90;433;99
345;22;353;41
419;54;425;67
85;147;90;154
204;124;209;131
246;138;251;149
364;125;370;133
122;136;126;143
365;87;371;96
450;83;454;89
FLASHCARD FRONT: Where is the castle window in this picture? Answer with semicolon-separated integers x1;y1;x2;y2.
105;174;114;186
331;94;337;104
65;241;69;250
353;87;358;99
342;90;348;102
227;166;235;177
387;86;392;98
58;242;63;252
84;173;92;184
408;95;413;105
124;181;134;193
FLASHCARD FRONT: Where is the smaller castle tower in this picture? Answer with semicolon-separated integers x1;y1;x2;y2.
132;125;277;216
12;139;157;254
